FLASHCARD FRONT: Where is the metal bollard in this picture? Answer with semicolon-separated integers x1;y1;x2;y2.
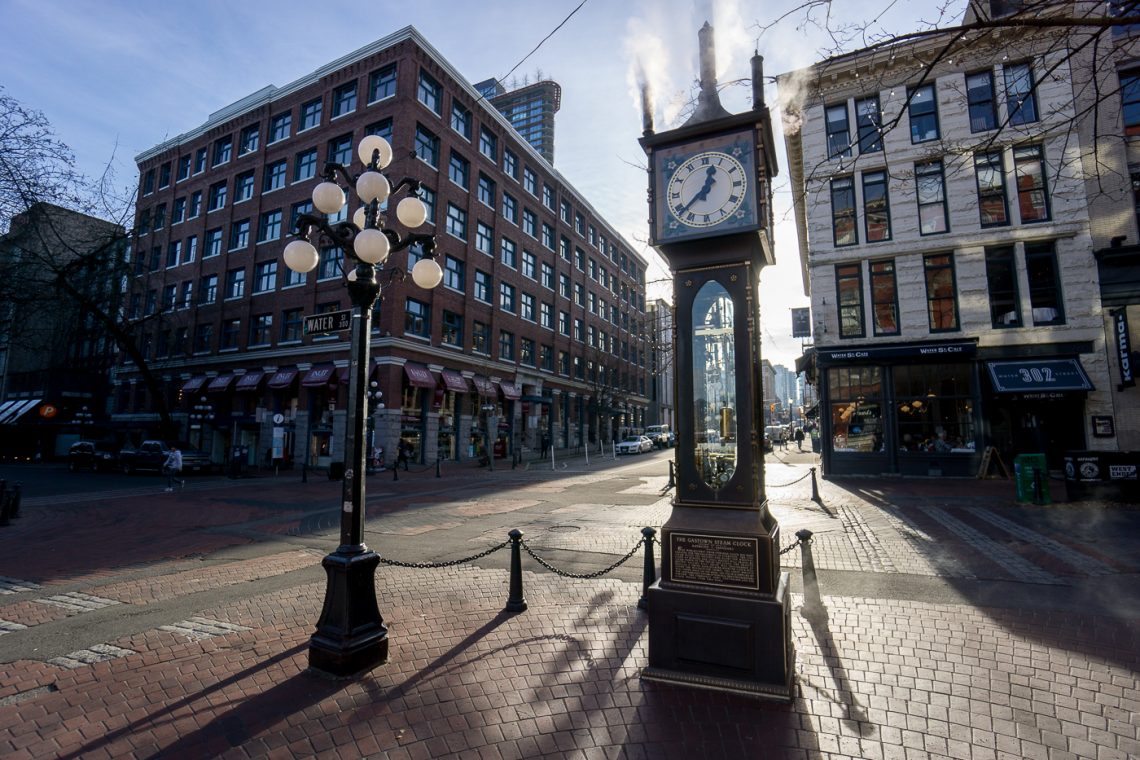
505;529;527;612
9;484;19;519
301;463;308;484
638;527;657;610
796;529;825;619
436;458;442;478
393;463;399;481
667;460;675;489
810;467;821;502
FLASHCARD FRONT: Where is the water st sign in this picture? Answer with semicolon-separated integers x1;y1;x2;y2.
304;309;352;335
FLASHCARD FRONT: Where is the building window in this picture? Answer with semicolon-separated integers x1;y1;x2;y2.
475;222;493;255
405;298;430;337
540;301;553;329
253;260;277;293
213;136;232;166
540;345;554;371
835;263;864;339
269;112;291;143
294;149;317;182
1013;144;1049;223
825;103;851;158
225;268;246;299
216;319;239;350
523;167;537;195
189;190;202;218
264;160;287;193
176;155;191;181
153;203;166;230
1122;71;1140;136
559;350;570;375
520;338;535;366
208;181;225;210
503;149;518;179
1025;241;1065;325
870;260;899;336
522;208;536;237
984;246;1021;328
855;96;882;153
280;308;303;342
193;323;213;353
231;171;252;203
327;133;352;166
418;187;436;225
540;261;554;290
474;269;491;302
1004;62;1038;125
300;98;322;131
443;255;464;291
205;228;222;258
499;330;515;361
479;127;497;161
158;162;171;189
369;63;397;102
415;124;440;167
501;237;517;268
830;176;857;246
974;151;1009;227
826;367;884;453
184;235;197;263
500;282;516;312
559;273;570;299
1132;172;1140;232
894;362;974;453
417;70;442;115
522;250;537;279
290;200;313;233
437;310;462;348
542;223;554;250
521;292;535;321
477;174;495;208
473;321;490;353
194;147;207;174
317;246;343;280
166;241;181;268
862;171;891;242
229;219;250;250
239;124;260;155
444;203;467;240
448;151;470;189
923;253;959;332
502;193;518;224
142;169;155;196
915;161;948;235
332;82;357;118
249;314;273;346
256;210;282;243
172;197;186;224
908;84;939;143
543;184;555;210
451;102;471;139
966;71;997;132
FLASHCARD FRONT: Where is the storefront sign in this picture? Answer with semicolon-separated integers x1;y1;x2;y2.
1091;415;1115;438
791;308;811;338
819;340;975;364
1113;309;1135;388
986;358;1094;393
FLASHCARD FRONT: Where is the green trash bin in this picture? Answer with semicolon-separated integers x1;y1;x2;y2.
1013;453;1050;504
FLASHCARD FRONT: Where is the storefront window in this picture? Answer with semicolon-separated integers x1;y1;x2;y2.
827;367;883;453
894;363;974;453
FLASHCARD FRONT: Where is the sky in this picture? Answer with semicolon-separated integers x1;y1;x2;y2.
0;0;957;367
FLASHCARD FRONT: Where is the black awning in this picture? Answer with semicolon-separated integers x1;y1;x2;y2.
986;358;1094;394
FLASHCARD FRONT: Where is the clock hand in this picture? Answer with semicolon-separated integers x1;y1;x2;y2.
679;168;718;213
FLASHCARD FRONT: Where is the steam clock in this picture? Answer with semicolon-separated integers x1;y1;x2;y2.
639;23;792;700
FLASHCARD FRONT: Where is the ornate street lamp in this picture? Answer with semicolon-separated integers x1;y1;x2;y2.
284;134;442;676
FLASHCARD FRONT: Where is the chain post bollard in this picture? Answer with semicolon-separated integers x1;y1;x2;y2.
667;460;675;489
10;483;20;518
796;529;825;619
393;462;399;481
436;458;441;478
505;529;527;612
638;527;657;610
301;463;308;483
1032;467;1044;505
810;467;821;502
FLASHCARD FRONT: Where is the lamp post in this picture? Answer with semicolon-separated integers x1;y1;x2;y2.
283;134;442;676
366;381;383;474
188;396;215;451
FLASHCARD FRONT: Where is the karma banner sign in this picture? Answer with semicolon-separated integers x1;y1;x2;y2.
1113;309;1135;388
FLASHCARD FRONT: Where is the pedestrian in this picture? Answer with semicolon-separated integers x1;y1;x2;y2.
541;433;550;459
163;447;184;491
397;438;412;471
778;430;787;450
794;427;805;451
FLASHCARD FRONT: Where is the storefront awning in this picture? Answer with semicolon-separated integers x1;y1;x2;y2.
471;375;498;398
0;399;42;425
267;368;298;388
986;358;1094;394
234;371;264;392
207;374;235;392
499;380;522;400
403;362;436;389
440;369;469;393
301;365;336;387
182;376;207;393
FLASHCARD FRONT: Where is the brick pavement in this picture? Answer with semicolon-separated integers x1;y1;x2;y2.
0;454;1137;758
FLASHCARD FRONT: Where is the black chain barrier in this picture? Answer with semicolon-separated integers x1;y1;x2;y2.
520;537;646;580
376;539;510;569
767;470;814;488
779;536;805;556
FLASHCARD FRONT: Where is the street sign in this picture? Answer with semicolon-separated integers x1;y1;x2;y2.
791;308;811;338
304;309;352;335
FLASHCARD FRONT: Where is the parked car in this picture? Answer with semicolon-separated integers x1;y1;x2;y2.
644;425;673;449
119;441;214;475
67;441;119;473
617;435;653;455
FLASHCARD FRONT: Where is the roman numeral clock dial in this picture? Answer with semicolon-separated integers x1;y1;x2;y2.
651;133;758;245
667;151;746;227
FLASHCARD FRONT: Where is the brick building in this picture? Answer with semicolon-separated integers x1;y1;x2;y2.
118;26;650;469
778;2;1120;476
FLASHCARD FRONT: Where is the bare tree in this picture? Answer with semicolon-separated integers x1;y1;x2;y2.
0;89;177;433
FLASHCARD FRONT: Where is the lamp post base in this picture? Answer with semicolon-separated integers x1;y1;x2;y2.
308;549;388;677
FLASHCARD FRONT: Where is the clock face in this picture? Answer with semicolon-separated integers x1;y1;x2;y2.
653;131;757;245
666;151;747;227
